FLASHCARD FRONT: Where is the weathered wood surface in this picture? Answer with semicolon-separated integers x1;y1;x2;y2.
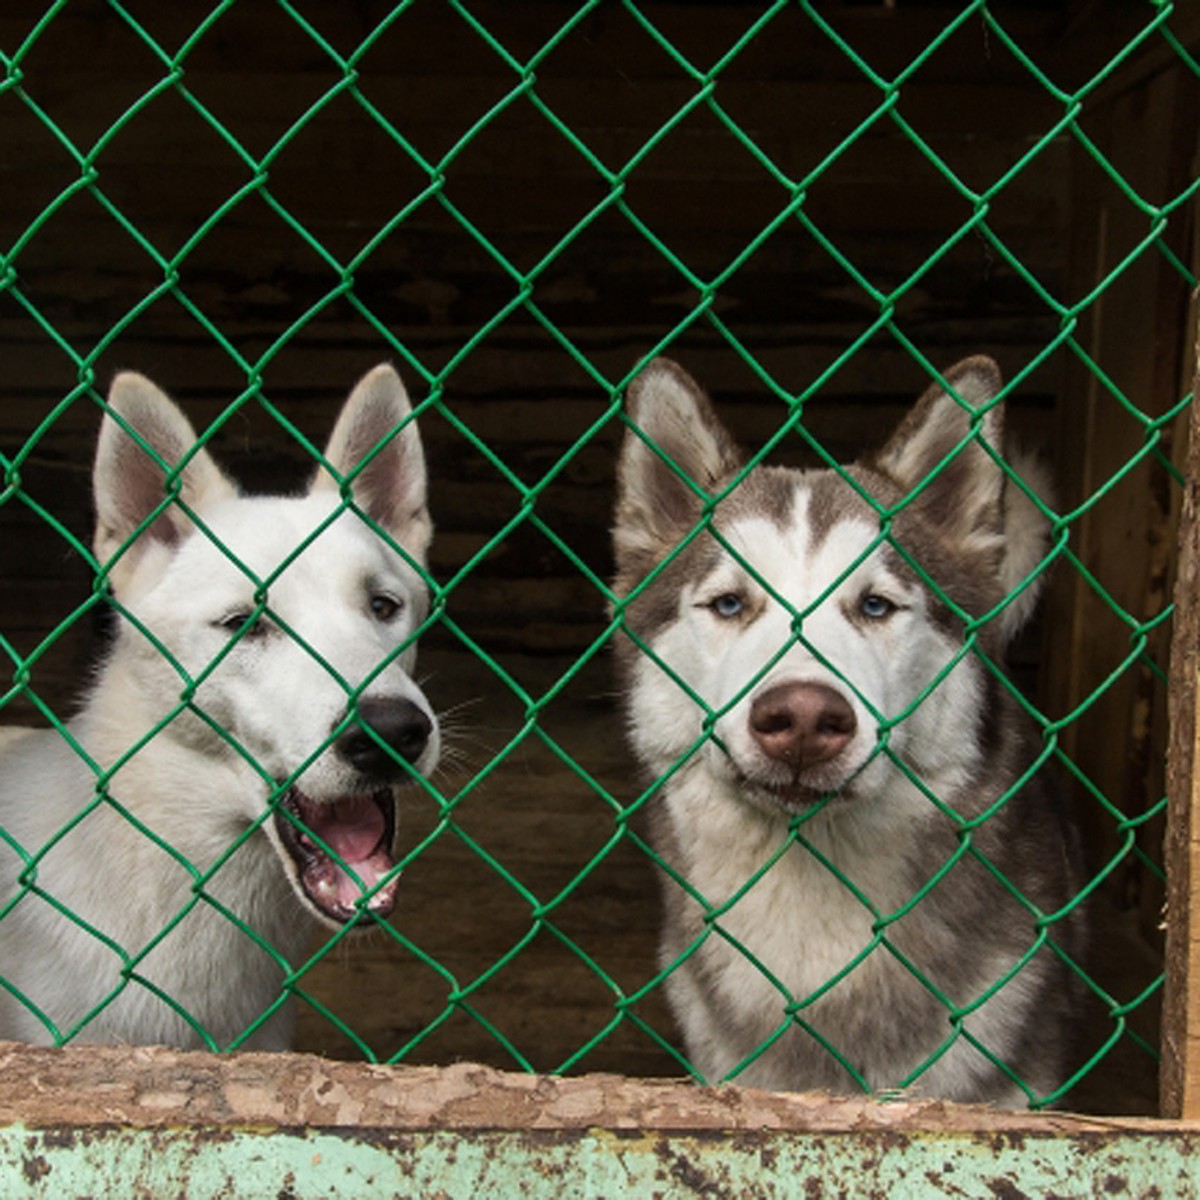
0;1;1075;677
0;1040;1174;1133
1040;44;1198;952
1163;307;1200;1119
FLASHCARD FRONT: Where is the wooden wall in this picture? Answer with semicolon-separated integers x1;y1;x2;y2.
1;1;1196;1111
0;0;1089;665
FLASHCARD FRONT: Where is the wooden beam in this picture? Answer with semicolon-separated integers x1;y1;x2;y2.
1163;309;1200;1118
1;1046;1200;1200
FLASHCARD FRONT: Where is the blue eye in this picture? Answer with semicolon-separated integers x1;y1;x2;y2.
860;593;895;620
709;592;744;619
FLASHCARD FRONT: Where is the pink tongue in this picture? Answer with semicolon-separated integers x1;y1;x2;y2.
308;795;385;865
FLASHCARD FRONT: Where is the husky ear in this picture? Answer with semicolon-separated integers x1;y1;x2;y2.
874;356;1008;558
875;355;1053;644
313;364;431;561
615;358;742;569
94;373;236;588
993;446;1055;644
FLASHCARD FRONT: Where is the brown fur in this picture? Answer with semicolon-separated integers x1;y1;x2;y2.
612;356;1088;1105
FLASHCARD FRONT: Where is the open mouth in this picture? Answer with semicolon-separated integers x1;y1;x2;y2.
274;788;399;926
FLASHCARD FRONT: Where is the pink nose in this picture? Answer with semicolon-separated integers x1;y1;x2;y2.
748;682;856;769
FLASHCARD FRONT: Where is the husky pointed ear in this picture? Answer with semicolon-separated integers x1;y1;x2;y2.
615;358;742;570
313;364;431;561
875;356;1054;644
94;373;236;590
873;356;1008;556
994;447;1055;644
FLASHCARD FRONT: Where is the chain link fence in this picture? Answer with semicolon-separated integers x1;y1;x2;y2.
1;1;1196;1111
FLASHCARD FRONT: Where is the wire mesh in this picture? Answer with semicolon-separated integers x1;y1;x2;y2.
0;0;1195;1110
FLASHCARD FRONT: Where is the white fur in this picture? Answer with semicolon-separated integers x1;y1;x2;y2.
0;365;438;1049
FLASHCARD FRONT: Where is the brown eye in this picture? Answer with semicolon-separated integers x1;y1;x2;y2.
370;594;403;621
217;611;264;639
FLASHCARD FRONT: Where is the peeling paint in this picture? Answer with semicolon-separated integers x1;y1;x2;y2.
0;1125;1197;1200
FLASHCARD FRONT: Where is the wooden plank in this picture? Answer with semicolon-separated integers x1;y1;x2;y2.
0;2;1072;90
1162;294;1200;1119
0;1038;1187;1135
0;1045;1198;1199
0;321;1062;402
1039;51;1197;914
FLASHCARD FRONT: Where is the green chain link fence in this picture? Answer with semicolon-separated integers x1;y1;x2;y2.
0;0;1196;1111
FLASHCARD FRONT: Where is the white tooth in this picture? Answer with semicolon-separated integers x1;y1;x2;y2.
369;882;399;911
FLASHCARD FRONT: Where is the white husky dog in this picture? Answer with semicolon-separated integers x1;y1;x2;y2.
613;356;1085;1105
0;365;439;1050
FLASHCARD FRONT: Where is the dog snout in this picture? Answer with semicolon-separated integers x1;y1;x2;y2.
337;697;432;779
748;682;856;770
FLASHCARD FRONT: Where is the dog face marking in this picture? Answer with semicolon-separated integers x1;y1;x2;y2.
614;366;1013;817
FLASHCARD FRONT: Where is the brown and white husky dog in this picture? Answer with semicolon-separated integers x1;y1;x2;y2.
612;356;1084;1105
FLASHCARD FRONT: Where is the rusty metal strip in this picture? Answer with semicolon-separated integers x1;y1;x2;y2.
2;1123;1199;1199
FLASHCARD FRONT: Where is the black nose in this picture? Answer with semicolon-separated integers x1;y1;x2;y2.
336;697;432;779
